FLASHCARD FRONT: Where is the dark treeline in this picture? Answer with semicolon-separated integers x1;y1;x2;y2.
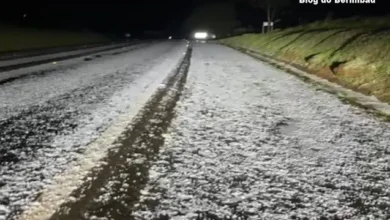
0;0;388;36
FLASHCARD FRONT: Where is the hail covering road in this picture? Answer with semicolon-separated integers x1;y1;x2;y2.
0;42;390;220
0;41;188;219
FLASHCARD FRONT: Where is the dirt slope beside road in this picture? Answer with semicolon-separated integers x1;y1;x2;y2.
133;43;390;219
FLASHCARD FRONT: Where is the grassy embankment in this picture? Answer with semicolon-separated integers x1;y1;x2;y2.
220;16;390;102
0;25;110;53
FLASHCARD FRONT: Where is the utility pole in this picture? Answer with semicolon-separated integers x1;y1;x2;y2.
267;0;271;32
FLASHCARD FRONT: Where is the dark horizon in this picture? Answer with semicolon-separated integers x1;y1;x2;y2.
1;0;389;37
2;1;390;220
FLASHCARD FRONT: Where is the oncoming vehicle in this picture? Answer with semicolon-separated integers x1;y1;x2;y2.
193;31;216;43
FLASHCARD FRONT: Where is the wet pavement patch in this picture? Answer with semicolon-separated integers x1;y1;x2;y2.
0;68;63;85
48;46;192;220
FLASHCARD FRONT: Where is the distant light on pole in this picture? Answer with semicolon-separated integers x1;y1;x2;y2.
23;14;27;19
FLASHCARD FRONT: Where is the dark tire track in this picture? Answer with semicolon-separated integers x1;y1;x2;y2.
0;42;184;220
0;43;149;86
0;41;145;73
48;45;192;220
0;70;146;219
0;69;150;166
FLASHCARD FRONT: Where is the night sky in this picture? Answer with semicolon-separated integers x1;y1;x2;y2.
1;0;389;37
1;0;198;35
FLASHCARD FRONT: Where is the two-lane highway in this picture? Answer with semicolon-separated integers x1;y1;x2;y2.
0;41;189;219
1;42;390;220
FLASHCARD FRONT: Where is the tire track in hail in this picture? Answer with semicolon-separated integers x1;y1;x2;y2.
48;45;192;220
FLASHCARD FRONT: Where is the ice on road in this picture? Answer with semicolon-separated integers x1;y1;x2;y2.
0;41;188;219
134;43;390;219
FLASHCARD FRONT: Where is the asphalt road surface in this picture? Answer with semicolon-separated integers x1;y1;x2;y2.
1;42;390;220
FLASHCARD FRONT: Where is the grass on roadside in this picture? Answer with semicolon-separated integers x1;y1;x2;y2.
0;25;110;52
220;16;390;102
